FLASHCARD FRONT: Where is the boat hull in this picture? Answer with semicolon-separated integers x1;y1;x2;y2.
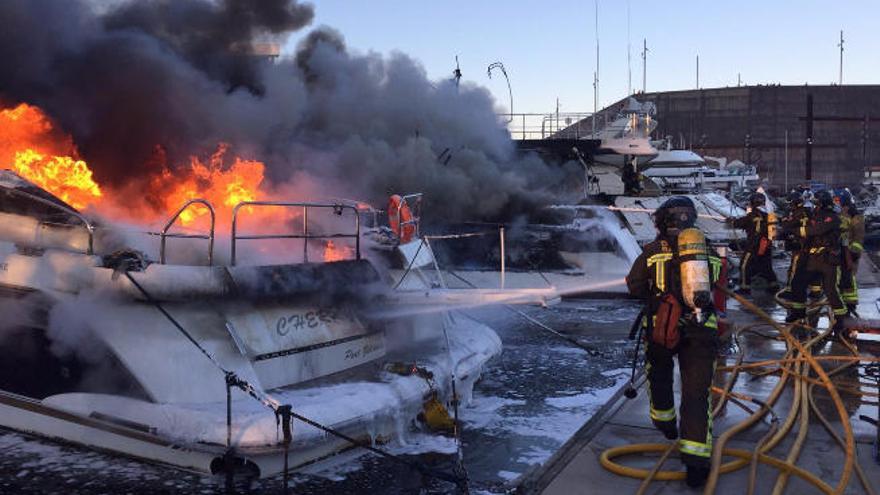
0;312;501;479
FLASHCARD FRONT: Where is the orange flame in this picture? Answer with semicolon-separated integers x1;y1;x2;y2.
157;143;266;226
323;240;354;262
1;104;277;236
1;103;102;210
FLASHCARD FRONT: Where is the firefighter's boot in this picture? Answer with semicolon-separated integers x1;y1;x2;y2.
653;419;678;440
685;465;710;488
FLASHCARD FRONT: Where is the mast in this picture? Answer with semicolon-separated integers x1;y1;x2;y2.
838;30;844;85
592;0;599;136
641;38;648;94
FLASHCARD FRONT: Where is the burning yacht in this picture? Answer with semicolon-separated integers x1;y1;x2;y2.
0;171;507;480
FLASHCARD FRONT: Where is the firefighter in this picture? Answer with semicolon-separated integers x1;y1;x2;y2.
777;190;812;310
626;196;721;488
788;189;849;335
622;155;642;195
727;192;779;294
837;189;865;316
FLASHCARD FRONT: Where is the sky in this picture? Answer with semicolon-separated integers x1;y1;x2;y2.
283;0;879;114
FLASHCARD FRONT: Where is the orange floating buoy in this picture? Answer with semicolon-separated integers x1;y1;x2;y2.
387;194;416;243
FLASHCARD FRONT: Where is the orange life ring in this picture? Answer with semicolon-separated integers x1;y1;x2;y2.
388;194;416;243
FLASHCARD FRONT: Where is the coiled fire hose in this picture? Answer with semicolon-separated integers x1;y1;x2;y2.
120;269;470;493
599;288;876;494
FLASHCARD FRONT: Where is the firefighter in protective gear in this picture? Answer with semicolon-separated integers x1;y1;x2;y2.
788;189;849;334
626;196;721;488
777;190;812;320
727;192;779;294
837;189;865;316
779;190;812;285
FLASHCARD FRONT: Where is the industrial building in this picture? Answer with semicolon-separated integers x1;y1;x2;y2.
606;85;880;190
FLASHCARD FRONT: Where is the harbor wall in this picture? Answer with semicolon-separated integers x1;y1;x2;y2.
610;85;880;190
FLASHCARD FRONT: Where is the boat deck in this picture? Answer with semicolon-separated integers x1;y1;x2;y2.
518;270;880;494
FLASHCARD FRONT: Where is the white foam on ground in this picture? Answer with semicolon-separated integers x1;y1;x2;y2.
462;395;527;429
545;368;628;410
387;432;459;456
0;431;150;480
496;470;521;481
602;368;629;377
468;371;630;445
516;446;554;465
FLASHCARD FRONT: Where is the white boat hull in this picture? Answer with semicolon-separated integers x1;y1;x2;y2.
0;312;501;478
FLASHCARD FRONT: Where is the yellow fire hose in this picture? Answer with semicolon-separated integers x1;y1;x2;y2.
717;355;880;371
771;360;810;494
601;326;799;486
706;316;801;493
728;291;855;494
599;444;833;493
766;317;833;495
598;289;868;494
807;337;878;495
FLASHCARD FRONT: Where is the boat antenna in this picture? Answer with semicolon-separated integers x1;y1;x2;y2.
488;61;513;123
453;55;462;89
627;0;632;96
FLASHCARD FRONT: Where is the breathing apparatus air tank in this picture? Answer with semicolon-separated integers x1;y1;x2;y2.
767;211;778;240
677;228;712;314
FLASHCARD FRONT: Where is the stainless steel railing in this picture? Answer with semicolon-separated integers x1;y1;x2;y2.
230;201;361;266
159;199;215;265
499;112;593;140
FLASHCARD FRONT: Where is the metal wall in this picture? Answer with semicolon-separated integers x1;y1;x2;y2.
629;85;880;190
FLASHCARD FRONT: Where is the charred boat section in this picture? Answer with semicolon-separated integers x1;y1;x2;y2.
430;205;638;274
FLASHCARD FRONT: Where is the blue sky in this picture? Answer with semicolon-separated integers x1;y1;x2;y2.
284;1;879;114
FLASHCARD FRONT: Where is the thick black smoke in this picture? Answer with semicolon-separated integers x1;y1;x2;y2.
103;0;314;92
0;0;579;222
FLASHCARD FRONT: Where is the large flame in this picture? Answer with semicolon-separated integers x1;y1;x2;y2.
158;143;266;226
0;103;302;258
0;103;270;222
1;103;102;210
